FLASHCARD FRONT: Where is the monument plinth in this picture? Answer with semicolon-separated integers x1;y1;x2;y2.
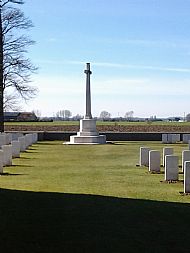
68;63;106;144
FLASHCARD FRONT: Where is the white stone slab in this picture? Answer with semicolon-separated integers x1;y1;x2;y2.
25;134;33;147
184;161;190;193
18;136;26;152
2;145;12;166
174;134;180;142
165;155;178;181
11;140;20;158
162;134;168;144
11;133;23;141
182;150;190;172
149;150;160;172
163;147;173;166
0;135;6;147
0;150;3;173
32;133;38;143
167;134;180;144
69;119;106;144
5;133;12;145
139;147;150;167
183;134;190;144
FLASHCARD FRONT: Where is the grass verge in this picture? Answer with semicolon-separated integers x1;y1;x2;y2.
0;141;190;253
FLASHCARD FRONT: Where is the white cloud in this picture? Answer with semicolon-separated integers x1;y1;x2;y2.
93;62;190;73
34;59;190;74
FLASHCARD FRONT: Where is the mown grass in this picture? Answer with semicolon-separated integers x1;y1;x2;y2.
0;141;188;202
0;141;190;253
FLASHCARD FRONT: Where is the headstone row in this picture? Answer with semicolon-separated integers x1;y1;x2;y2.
139;146;190;194
162;133;190;144
0;133;38;174
162;134;180;144
140;147;174;168
182;134;190;144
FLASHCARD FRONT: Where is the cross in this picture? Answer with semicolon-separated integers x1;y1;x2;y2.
84;63;92;119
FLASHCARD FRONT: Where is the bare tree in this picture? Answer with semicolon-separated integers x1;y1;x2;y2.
63;110;72;119
0;0;37;131
124;111;134;121
99;110;111;120
3;90;22;111
56;110;72;120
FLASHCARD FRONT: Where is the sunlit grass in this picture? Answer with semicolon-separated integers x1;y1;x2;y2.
0;140;189;203
1;141;190;253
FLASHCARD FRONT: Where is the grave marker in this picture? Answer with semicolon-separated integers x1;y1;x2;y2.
0;150;3;173
149;150;160;172
163;147;173;166
2;145;12;166
11;141;20;158
165;155;178;181
184;161;190;193
139;147;150;166
182;150;190;172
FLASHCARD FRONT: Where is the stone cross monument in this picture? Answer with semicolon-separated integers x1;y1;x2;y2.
68;63;106;144
85;63;92;119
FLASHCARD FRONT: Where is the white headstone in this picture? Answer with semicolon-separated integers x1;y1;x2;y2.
183;134;190;144
163;147;173;166
32;133;38;143
11;140;20;158
25;134;33;148
184;161;190;193
18;136;26;152
162;134;168;144
12;133;23;141
0;150;3;173
174;134;180;142
167;134;180;144
0;134;6;147
2;145;12;166
5;133;12;145
139;147;150;166
149;150;160;172
165;155;178;181
182;150;190;172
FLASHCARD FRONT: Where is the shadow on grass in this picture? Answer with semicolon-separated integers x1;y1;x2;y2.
0;189;190;253
24;150;39;154
27;147;37;150
11;164;32;168
18;156;33;160
0;172;28;176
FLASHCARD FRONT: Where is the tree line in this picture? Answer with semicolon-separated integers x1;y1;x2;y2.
52;110;134;121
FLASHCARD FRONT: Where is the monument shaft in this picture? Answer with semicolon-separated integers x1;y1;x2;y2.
84;63;92;119
67;63;106;144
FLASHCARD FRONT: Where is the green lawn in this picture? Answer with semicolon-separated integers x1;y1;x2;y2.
0;141;190;252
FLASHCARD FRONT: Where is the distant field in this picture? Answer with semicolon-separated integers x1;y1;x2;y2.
4;120;190;126
4;120;190;133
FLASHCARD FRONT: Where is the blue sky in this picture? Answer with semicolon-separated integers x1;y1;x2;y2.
18;0;190;118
